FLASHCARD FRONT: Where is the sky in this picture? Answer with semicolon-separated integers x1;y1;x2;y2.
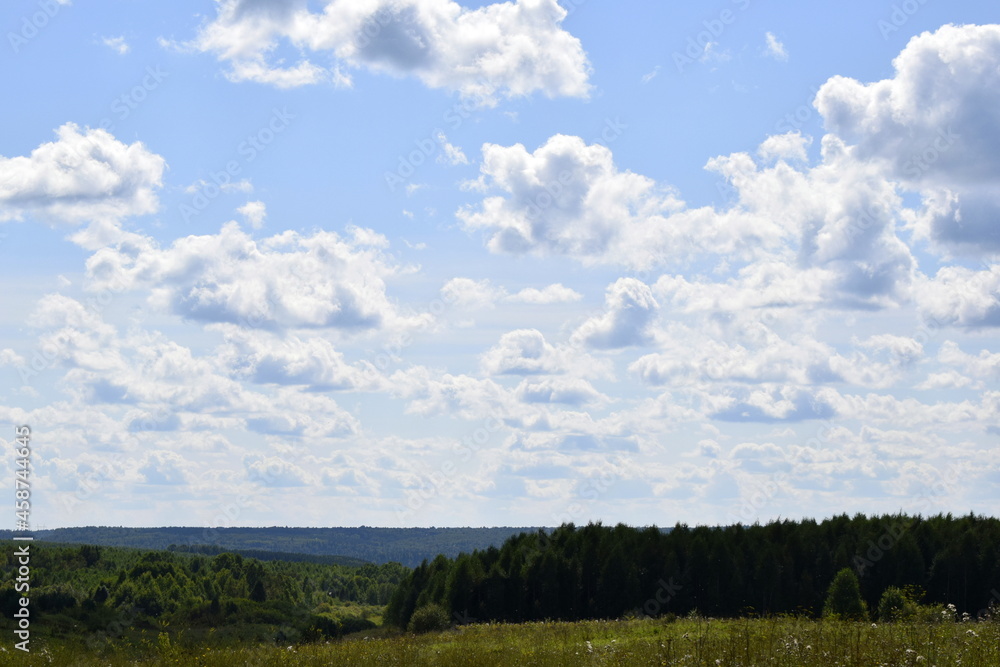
1;0;999;532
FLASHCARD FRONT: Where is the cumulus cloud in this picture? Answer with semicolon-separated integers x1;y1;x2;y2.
459;130;914;307
828;335;924;389
0;123;164;227
140;451;189;485
631;332;835;387
711;386;837;423
516;377;604;406
19;294;362;442
459;134;770;269
189;0;591;104
214;325;374;390
237;200;267;228
440;277;504;310
245;389;358;438
480;329;568;375
757;131;810;163
505;283;582;304
936;340;1000;380
816;24;1000;251
245;455;311;487
918;265;1000;327
573;278;659;350
707;134;916;309
85;222;426;332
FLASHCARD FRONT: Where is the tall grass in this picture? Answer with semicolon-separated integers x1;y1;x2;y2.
1;616;997;666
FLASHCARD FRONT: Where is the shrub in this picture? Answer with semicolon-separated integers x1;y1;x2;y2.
823;568;868;620
408;603;451;633
877;586;917;621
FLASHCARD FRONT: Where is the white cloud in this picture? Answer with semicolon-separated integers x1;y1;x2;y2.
816;24;1000;251
0;123;164;227
937;340;1000;379
85;222;425;332
757;131;810;163
631;332;835;387
459;134;767;269
505;283;582;304
480;329;568;376
440;277;504;310
916;370;975;391
214;324;375;390
435;131;468;165
237;200;267;228
245;455;311;487
697;439;721;458
710;386;837;423
102;35;130;55
0;349;27;367
573;278;659;350
185;178;253;194
140;451;188;485
918;265;1000;327
828;335;924;389
763;32;787;61
189;0;591;104
516;377;604;407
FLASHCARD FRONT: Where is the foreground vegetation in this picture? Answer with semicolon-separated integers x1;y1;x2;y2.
2;616;998;666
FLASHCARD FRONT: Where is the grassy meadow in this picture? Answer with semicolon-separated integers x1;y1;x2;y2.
2;616;997;666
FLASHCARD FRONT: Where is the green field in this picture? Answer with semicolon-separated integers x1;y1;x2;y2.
2;616;997;666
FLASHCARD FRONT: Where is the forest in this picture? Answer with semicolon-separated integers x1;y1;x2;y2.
0;543;408;646
3;513;999;664
386;513;1000;629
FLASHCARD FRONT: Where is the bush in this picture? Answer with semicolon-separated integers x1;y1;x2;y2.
877;586;917;621
408;603;451;634
823;568;868;620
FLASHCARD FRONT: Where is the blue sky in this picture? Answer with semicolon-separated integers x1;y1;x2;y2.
2;0;999;530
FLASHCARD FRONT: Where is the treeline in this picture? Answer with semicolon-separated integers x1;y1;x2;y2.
0;544;408;644
166;543;370;568
9;526;540;567
386;514;1000;628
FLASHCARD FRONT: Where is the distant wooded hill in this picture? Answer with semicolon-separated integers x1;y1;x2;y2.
0;526;545;568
